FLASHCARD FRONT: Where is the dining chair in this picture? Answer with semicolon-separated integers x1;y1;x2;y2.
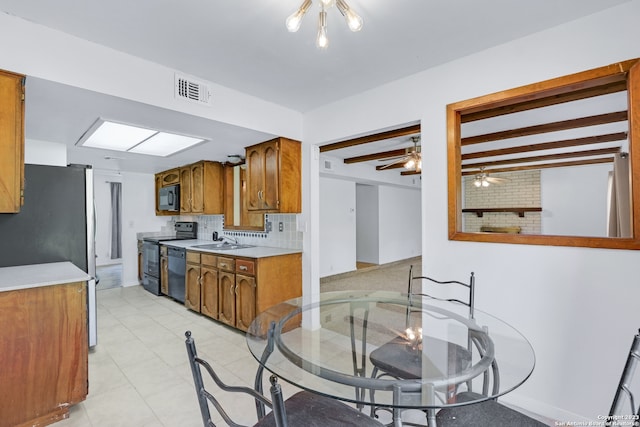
607;329;640;424
185;330;384;427
437;328;640;426
368;266;477;424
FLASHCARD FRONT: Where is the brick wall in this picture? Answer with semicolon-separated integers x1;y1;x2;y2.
463;170;541;234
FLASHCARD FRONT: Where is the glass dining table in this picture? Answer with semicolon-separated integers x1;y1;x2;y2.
246;290;536;427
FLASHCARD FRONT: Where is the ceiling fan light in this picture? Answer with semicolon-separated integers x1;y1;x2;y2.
286;0;312;32
474;178;482;187
404;158;415;169
482;179;490;187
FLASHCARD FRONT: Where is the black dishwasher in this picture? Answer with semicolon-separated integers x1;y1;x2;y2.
167;246;187;303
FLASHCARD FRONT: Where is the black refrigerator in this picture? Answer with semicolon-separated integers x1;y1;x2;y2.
0;163;97;347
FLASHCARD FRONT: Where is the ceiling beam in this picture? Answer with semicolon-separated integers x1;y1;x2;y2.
462;146;621;170
461;80;628;123
461;132;628;160
461;111;628;146
461;157;614;175
319;124;420;152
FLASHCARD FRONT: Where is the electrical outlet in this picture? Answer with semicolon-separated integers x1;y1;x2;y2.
279;222;284;232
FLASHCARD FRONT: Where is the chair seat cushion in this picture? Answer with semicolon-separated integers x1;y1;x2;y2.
436;392;547;426
256;390;384;427
370;336;472;379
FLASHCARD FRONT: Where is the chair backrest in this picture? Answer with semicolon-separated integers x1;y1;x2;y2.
608;330;640;423
406;265;476;327
185;330;273;427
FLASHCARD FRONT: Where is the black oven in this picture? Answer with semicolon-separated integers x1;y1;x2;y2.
142;221;197;296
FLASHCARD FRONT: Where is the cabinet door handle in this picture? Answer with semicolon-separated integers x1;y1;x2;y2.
234;284;238;295
230;284;234;295
239;265;248;271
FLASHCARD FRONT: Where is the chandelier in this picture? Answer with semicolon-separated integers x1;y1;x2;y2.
286;0;363;49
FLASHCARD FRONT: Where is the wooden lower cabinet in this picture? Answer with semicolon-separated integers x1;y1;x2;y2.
0;281;88;427
200;264;219;318
185;252;219;320
186;250;301;332
235;273;257;331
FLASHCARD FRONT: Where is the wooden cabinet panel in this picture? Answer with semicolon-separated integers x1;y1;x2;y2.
191;162;204;213
185;262;201;312
217;256;235;272
200;266;218;319
235;273;256;332
261;140;279;210
246;137;301;213
160;254;169;295
0;281;87;427
0;69;25;213
218;271;236;326
180;166;192;214
236;258;255;276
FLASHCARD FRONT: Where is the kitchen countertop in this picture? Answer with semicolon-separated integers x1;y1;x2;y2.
162;239;302;258
0;262;91;292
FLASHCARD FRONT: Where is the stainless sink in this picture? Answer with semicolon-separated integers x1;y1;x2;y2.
191;243;255;251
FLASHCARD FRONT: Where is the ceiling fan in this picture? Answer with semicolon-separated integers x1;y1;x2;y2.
473;167;509;187
378;136;422;172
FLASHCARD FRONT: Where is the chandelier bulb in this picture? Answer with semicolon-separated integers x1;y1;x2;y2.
285;0;312;32
336;0;363;32
317;9;329;48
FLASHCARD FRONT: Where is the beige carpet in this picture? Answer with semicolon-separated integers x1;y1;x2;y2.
320;257;421;294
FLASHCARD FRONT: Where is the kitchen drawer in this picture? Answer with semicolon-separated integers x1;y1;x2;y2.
217;257;235;272
201;253;217;267
236;259;255;276
160;245;168;256
186;251;200;264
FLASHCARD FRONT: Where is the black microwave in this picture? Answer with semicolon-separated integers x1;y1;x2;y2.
159;185;180;211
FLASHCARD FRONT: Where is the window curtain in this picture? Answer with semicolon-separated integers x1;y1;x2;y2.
110;182;122;259
607;153;632;238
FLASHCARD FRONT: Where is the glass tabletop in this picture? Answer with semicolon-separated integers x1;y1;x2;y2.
246;290;535;410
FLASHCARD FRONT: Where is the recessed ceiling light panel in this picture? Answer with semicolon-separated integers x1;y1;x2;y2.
77;118;207;157
129;132;205;156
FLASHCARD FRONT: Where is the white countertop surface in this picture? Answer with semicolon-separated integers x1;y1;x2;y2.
0;262;91;292
162;239;302;258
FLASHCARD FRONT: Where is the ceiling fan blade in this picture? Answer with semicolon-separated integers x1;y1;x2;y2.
377;155;405;162
377;157;408;170
486;176;509;184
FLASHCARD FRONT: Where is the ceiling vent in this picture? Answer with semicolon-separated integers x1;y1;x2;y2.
175;73;212;106
322;159;334;171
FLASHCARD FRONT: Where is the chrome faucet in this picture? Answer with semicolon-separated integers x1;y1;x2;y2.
222;235;238;245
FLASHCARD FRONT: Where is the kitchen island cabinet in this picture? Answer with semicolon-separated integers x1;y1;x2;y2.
0;262;90;427
0;69;25;213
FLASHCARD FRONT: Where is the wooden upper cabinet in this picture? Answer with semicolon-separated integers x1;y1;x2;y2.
178;161;223;215
0;69;25;213
246;137;301;212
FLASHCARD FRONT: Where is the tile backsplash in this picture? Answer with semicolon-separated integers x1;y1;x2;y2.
166;214;303;250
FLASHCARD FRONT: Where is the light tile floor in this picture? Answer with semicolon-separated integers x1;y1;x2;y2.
57;259;552;426
57;285;284;427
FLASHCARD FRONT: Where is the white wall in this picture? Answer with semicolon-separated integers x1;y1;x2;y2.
542;164;611;236
319;177;356;276
378;185;421;264
305;1;640;422
24;139;67;166
121;172;168;286
356;184;379;264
